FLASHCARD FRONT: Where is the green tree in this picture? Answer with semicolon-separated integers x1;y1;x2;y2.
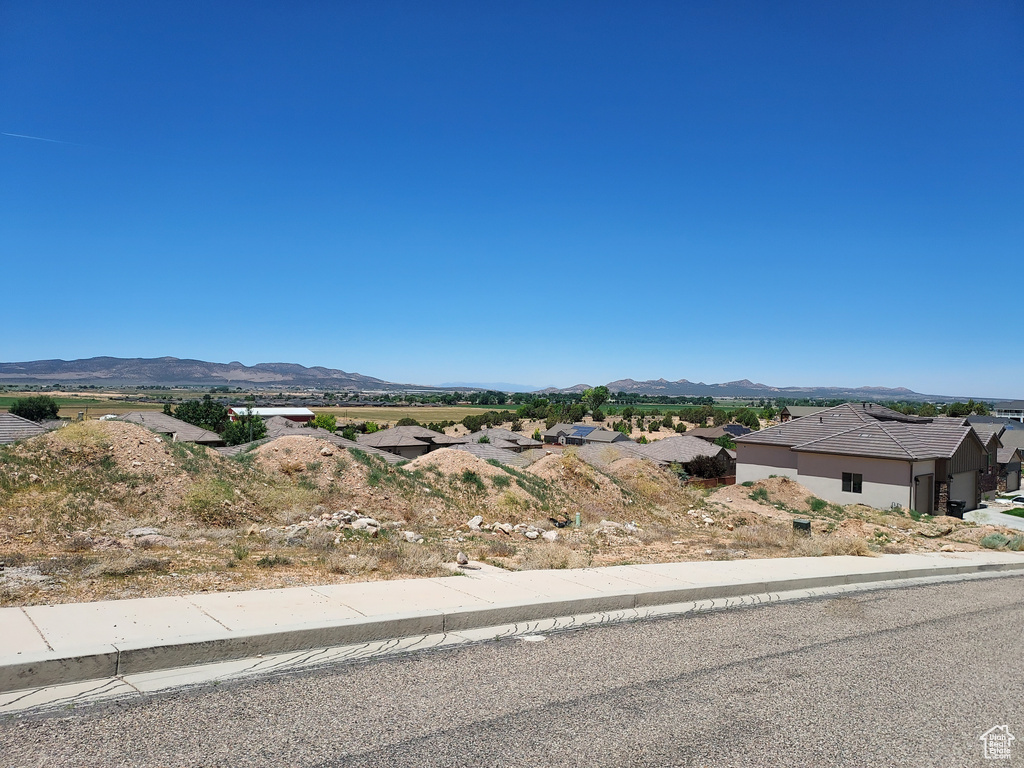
364;421;380;434
312;413;337;432
582;386;610;415
162;402;173;416
175;395;229;432
946;401;971;418
732;408;761;431
9;395;59;422
661;414;674;429
918;403;937;417
342;426;358;441
714;435;737;450
222;415;267;446
395;417;420;427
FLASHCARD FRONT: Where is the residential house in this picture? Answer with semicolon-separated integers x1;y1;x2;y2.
635;435;735;475
543;423;630;446
354;425;465;459
969;423;1004;498
735;402;988;515
228;407;315;423
686;425;752;443
992;400;1024;423
449;442;533;468
998;446;1021;493
118;412;225;446
0;413;47;445
217;416;406;464
461;428;543;453
778;406;827;422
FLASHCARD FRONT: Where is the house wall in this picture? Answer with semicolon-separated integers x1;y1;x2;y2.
735;444;798;484
794;453;913;509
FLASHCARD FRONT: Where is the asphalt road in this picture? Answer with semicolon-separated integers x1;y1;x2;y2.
2;576;1022;767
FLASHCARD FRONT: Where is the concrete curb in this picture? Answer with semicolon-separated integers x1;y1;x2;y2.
3;557;1023;693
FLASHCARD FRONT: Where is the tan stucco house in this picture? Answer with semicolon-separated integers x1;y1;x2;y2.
735;403;989;515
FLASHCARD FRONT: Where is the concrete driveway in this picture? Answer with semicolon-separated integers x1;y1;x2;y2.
966;503;1024;532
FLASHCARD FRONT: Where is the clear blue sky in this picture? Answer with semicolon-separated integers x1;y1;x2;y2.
2;1;1021;397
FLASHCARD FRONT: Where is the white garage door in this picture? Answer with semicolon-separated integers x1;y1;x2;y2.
950;471;977;511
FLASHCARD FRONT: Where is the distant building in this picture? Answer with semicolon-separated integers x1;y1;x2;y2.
542;423;630;446
992;401;1024;423
118;412;225;446
0;413;48;445
778;406;827;422
229;407;314;423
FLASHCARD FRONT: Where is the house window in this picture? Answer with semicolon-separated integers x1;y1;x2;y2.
842;472;863;493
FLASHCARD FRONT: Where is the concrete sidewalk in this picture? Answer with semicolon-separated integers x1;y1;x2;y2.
3;550;1023;694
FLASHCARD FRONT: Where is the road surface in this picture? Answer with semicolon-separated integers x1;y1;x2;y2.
2;575;1021;767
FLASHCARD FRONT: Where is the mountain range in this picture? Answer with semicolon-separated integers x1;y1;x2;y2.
0;357;957;401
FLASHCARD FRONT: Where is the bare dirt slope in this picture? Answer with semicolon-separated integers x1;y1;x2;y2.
1;422;1020;607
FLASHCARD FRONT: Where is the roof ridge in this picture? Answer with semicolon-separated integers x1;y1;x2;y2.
872;420;917;460
792;422;869;449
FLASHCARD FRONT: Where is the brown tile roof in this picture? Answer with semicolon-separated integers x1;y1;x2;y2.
998;445;1021;464
0;412;48;444
356;431;430;449
118;412;224;444
464;428;543;448
635;435;729;464
575;442;649;467
738;403;978;461
449;442;533;468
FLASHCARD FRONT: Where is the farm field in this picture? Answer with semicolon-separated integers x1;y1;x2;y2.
0;392;165;419
317;405;513;424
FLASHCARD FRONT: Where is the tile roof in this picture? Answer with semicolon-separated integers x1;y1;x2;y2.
463;428;543;448
737;402;977;461
780;406;827;418
575;442;649;467
0;412;48;444
216;430;407;464
998;445;1021;464
635;435;729;464
970;424;1004;449
449;442;533;468
118;412;223;444
356;431;430;449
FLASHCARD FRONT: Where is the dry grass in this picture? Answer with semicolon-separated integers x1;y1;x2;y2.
517;542;592;571
731;523;872;557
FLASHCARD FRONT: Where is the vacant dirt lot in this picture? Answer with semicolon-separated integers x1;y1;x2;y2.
0;421;1018;607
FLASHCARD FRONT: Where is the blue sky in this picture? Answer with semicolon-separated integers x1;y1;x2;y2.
2;1;1022;397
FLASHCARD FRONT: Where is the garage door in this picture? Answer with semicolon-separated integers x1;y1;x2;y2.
1008;469;1020;493
950;471;978;511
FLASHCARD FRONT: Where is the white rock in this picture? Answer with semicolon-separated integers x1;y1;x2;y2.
402;531;424;543
542;530;559;542
320;446;334;456
456;551;469;565
352;517;380;530
467;515;483;531
494;523;513;535
525;530;539;539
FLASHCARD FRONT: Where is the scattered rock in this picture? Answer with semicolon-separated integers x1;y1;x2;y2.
940;543;957;552
319;446;334;456
456;551;469;565
467;515;483;531
494;523;513;535
126;527;161;538
134;534;177;549
352;517;380;531
524;530;539;540
402;531;424;543
541;530;559;542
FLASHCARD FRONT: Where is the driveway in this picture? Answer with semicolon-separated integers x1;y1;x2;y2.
966;503;1024;532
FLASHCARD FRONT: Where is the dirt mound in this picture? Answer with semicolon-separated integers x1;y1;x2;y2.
405;448;506;478
252;436;340;483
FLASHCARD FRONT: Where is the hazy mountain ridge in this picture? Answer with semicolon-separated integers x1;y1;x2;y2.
0;357;954;400
0;357;401;390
